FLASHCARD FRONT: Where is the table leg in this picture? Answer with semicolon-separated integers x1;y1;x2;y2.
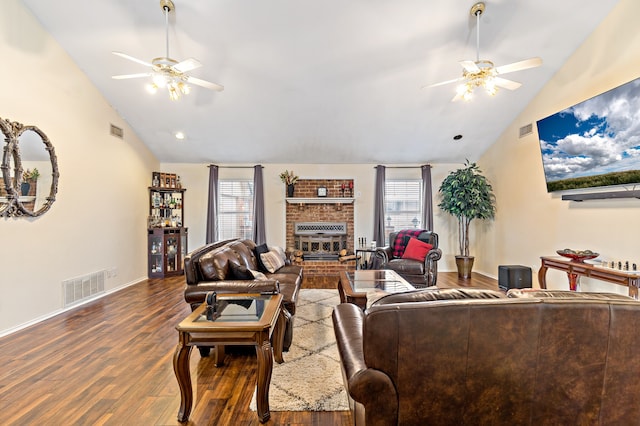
173;337;193;422
567;272;579;291
213;345;225;367
629;279;639;299
273;309;286;364
538;263;548;289
255;337;274;423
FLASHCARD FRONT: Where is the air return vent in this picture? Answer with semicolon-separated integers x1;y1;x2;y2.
110;123;124;139
62;270;106;308
519;123;533;138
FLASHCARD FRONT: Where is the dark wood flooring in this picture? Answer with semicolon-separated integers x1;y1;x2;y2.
0;271;497;425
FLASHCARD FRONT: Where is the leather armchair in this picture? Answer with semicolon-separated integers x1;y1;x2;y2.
375;230;442;287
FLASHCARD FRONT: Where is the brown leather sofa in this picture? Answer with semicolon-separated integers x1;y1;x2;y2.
375;230;442;287
183;239;302;351
332;288;640;425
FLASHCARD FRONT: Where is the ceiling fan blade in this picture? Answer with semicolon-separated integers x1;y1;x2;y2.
493;77;522;90
186;76;224;92
451;92;465;102
173;58;202;73
422;77;463;89
460;60;480;73
495;57;542;75
112;73;152;80
112;51;153;68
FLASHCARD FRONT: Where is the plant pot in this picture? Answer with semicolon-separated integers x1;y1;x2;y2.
455;255;475;279
20;182;30;196
287;184;295;197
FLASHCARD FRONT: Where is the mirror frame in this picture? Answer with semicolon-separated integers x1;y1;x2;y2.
0;117;59;218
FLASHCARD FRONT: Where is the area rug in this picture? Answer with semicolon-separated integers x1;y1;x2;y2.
250;288;349;411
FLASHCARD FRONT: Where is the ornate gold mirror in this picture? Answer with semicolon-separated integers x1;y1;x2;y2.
0;119;17;217
0;117;59;218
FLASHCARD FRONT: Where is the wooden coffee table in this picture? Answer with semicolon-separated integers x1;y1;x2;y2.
338;270;415;309
173;293;285;423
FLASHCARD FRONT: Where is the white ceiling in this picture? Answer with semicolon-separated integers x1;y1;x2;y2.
22;0;621;164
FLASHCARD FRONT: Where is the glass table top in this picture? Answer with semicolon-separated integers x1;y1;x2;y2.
194;295;269;323
346;270;414;292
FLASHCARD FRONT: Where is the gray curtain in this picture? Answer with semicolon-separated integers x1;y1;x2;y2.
252;165;266;245
373;165;386;244
205;165;219;244
421;164;434;231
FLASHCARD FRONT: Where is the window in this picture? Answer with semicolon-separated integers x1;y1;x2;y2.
384;179;422;244
218;180;254;240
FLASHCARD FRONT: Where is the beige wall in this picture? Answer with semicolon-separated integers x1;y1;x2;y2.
0;1;159;335
477;0;640;295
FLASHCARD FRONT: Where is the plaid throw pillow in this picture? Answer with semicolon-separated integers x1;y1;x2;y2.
392;229;425;258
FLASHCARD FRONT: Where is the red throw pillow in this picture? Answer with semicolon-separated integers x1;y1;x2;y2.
401;237;433;262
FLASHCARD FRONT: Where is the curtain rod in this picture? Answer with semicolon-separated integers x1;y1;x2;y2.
374;165;431;169
208;165;263;169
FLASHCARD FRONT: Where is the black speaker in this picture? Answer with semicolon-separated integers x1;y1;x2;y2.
498;265;532;291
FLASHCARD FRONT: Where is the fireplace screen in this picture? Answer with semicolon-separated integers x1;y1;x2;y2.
294;222;347;260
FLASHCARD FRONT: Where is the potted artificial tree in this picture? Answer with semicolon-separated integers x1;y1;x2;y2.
438;160;496;279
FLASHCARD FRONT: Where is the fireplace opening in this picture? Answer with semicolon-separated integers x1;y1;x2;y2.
294;222;347;260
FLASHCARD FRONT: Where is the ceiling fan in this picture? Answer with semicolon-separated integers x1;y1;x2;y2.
424;2;541;101
112;0;223;100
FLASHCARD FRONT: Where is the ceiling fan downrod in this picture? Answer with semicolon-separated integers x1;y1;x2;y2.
470;2;485;63
160;0;174;60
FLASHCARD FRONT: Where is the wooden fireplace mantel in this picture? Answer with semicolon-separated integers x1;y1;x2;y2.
285;197;355;204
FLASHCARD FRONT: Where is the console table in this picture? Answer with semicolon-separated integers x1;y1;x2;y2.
539;256;640;299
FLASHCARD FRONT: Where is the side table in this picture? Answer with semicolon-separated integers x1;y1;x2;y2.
173;293;285;423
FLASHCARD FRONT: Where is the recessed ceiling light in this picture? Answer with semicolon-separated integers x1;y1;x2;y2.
453;134;463;141
175;131;185;140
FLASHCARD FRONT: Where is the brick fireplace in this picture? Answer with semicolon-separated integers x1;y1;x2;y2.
285;179;356;282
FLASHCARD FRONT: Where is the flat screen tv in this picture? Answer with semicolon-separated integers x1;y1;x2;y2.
536;77;640;192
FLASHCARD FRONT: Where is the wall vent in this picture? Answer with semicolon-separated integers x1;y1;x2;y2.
110;124;124;139
519;123;533;138
62;270;106;308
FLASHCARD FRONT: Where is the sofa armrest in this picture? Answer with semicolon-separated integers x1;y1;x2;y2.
375;246;393;264
184;280;279;307
425;247;442;263
333;303;398;426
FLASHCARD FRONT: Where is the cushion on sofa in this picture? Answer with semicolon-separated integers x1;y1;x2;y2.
250;269;269;280
261;249;286;273
507;289;634;300
229;262;254;280
372;288;506;306
199;249;235;281
228;240;258;270
272;245;287;263
254;243;270;271
401;237;433;262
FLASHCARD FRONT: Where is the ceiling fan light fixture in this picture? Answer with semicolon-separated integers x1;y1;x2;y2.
152;73;168;87
484;79;497;96
146;83;158;94
178;81;190;95
168;84;180;101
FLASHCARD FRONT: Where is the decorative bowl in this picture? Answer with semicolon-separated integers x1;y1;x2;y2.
556;249;599;262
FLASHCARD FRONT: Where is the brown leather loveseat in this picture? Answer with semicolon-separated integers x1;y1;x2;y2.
183;239;302;351
332;287;640;425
